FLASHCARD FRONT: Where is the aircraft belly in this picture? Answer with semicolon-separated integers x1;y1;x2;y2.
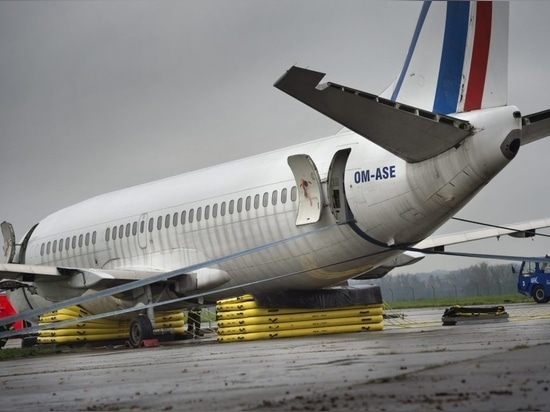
214;217;395;295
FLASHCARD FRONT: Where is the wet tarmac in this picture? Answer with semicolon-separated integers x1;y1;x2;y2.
1;303;549;411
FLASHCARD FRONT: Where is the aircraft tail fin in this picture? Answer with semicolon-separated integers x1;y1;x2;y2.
380;1;509;115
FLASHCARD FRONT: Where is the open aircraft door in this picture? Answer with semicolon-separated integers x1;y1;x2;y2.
287;155;323;226
1;221;16;263
327;149;354;224
1;221;38;264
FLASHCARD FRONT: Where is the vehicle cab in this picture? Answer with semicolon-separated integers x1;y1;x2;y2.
517;260;550;303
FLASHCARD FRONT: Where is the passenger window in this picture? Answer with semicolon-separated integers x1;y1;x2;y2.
132;222;137;236
272;190;277;205
220;201;226;216
237;198;243;213
65;237;70;250
263;192;269;207
157;216;162;230
245;196;251;211
140;221;145;234
291;186;297;201
92;231;97;245
46;241;51;255
72;236;77;249
52;240;57;253
59;238;64;251
205;205;210;220
254;194;260;209
281;188;288;203
181;210;186;225
79;234;83;247
119;225;124;239
85;233;90;246
165;214;170;229
40;243;45;256
105;228;111;241
148;218;154;232
125;224;131;237
229;200;234;214
188;209;194;223
173;212;179;227
212;203;218;218
113;226;118;239
197;207;202;221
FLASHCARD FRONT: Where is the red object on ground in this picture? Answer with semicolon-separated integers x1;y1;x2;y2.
0;293;23;329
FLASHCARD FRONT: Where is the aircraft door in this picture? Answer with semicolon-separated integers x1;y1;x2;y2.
1;221;16;263
138;213;148;249
17;223;38;264
287;154;323;226
327;149;354;223
0;221;37;264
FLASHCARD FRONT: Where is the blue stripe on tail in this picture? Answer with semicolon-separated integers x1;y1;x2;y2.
433;2;470;114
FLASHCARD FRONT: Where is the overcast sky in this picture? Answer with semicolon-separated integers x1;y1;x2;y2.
1;1;549;274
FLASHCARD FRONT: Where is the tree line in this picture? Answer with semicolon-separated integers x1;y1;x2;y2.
365;262;519;302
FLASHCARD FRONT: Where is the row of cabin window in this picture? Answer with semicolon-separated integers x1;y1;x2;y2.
104;187;298;242
40;231;97;256
40;186;298;256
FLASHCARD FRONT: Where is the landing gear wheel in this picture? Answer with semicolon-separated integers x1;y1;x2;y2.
0;331;7;349
21;336;37;348
533;285;549;304
128;316;154;348
0;324;14;349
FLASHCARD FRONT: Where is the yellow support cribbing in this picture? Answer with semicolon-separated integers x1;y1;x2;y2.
216;295;384;342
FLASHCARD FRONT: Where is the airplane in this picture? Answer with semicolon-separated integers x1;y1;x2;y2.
2;1;550;347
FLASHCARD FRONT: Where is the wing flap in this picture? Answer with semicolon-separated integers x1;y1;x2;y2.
0;263;163;287
0;263;62;282
274;66;473;163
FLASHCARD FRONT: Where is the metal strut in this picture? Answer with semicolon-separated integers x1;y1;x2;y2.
145;284;156;329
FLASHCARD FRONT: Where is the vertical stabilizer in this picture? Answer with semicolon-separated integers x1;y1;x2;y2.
380;1;508;114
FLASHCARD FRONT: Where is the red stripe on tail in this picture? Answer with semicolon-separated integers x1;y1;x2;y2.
464;2;492;111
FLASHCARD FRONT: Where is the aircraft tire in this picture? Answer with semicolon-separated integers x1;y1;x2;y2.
21;336;38;348
532;285;549;304
0;335;6;349
128;315;154;348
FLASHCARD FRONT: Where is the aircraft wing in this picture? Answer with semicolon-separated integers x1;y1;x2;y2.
274;66;473;163
352;218;550;279
521;109;550;145
414;217;550;251
0;263;162;289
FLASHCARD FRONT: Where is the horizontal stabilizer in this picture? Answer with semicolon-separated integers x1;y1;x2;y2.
274;66;473;163
521;109;550;145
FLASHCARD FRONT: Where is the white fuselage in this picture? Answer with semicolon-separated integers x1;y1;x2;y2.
16;106;520;314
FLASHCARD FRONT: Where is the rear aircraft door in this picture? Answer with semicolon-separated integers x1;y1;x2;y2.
327;149;354;223
287;154;323;226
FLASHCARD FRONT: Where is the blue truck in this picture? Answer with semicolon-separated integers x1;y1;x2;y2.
517;260;550;303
